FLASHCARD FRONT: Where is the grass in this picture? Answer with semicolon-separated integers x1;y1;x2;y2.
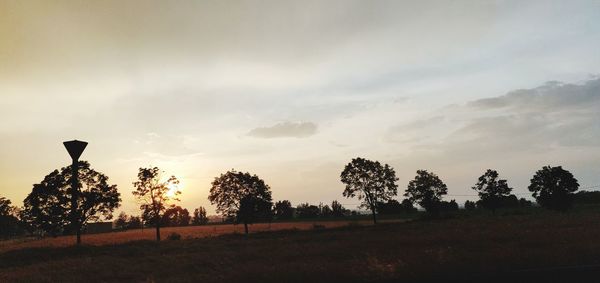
0;220;395;253
2;209;600;282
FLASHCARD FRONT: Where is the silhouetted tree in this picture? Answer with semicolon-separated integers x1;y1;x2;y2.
273;200;294;220
573;191;600;205
132;167;180;241
340;157;398;224
0;197;12;216
208;170;273;234
472;169;513;212
21;161;121;239
237;195;272;233
498;194;519;208
295;203;321;218
128;215;142;229
191;206;209;225
404;170;448;214
331;200;348;217
518;198;533;208
528;166;579;211
440;199;459;212
464;200;477;210
377;199;418;214
320;203;332;217
162;205;191;226
400;199;418;213
0;196;22;238
377;200;403;215
114;212;129;230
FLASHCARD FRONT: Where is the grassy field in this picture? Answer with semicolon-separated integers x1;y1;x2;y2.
2;210;600;282
0;220;392;253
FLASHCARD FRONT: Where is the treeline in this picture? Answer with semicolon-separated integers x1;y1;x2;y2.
0;157;597;241
113;199;413;231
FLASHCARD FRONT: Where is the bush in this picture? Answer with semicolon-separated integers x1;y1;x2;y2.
312;224;326;230
166;232;181;241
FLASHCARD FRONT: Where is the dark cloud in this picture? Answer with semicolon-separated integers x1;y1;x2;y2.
248;122;318;138
458;78;600;148
386;78;600;152
468;79;600;112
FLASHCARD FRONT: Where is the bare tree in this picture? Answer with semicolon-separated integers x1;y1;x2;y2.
132;167;180;241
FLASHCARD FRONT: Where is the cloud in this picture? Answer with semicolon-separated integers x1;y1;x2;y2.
248;122;318;138
387;78;600;154
468;80;600;112
459;78;600;148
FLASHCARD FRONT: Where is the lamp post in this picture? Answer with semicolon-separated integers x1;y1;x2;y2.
63;140;88;245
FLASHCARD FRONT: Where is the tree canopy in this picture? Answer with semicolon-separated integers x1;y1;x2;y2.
208;170;273;234
528;166;579;211
132;167;180;241
21;161;121;238
340;157;398;224
472;169;513;212
0;196;22;238
274;200;294;220
191;206;209;225
162;205;191;226
404;170;448;213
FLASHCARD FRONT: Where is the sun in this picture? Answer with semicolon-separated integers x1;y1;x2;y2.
166;182;182;198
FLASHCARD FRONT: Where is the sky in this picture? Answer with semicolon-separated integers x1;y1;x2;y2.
1;0;599;215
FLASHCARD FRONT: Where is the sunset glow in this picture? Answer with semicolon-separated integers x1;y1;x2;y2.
0;0;598;216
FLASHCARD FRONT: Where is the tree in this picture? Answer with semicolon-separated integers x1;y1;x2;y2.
128;215;143;229
331;200;348;217
320;203;332;218
472;169;513;212
191;206;209;225
237;195;272;232
340;157;398;224
0;196;22;239
132;167;180;241
400;199;418;213
0;196;13;216
162;205;191;226
573;191;600;205
273;200;294;220
21;161;121;239
464;200;477;210
404;170;448;214
377;200;403;215
208;170;273;234
295;203;320;218
528;166;579;211
114;212;129;230
377;199;417;214
518;198;533;208
440;200;459;212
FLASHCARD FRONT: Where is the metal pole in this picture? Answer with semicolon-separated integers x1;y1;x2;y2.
71;158;81;245
64;140;87;246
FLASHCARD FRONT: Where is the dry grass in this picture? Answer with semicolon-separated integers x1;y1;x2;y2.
0;220;383;252
2;210;600;282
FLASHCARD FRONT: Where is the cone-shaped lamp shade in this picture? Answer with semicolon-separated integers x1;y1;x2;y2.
63;140;88;161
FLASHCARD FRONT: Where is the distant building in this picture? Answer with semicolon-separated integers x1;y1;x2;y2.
84;222;113;234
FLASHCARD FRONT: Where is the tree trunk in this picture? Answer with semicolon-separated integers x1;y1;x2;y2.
76;229;81;245
371;208;377;224
156;224;161;241
155;213;161;241
244;222;249;235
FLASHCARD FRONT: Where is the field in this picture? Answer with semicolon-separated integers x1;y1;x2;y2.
2;210;600;282
0;220;387;253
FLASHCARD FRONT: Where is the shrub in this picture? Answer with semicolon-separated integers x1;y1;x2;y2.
166;232;181;241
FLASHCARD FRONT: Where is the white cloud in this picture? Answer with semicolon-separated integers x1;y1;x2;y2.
248;122;318;139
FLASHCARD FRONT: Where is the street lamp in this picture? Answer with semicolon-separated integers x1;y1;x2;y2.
63;140;87;245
